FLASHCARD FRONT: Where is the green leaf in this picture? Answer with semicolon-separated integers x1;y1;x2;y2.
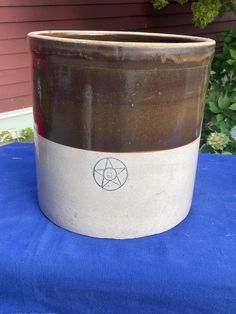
227;59;236;65
229;48;236;60
219;120;230;134
208;121;220;132
200;144;214;154
153;0;169;9
210;116;218;124
218;95;230;109
208;101;221;113
229;103;236;111
225;110;236;121
233;95;236;102
216;113;224;122
222;151;233;155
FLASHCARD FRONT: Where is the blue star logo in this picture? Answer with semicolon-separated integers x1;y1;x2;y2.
93;158;128;191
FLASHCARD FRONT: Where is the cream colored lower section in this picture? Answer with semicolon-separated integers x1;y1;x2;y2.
35;134;200;239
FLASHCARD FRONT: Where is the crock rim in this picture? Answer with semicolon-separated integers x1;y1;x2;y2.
28;30;216;48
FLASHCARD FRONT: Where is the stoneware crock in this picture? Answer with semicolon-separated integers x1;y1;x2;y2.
28;30;215;239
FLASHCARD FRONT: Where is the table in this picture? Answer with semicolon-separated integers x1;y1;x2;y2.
0;143;235;314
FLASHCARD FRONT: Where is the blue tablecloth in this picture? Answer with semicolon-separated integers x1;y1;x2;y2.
0;143;235;314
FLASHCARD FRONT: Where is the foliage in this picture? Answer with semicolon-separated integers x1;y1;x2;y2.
153;0;236;28
201;26;236;154
206;132;230;150
153;0;169;9
18;128;34;142
0;131;13;143
0;128;34;144
192;0;221;28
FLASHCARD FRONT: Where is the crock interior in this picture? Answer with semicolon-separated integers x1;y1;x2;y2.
42;32;207;44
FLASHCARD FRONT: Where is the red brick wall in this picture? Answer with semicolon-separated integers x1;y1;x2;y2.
0;0;235;113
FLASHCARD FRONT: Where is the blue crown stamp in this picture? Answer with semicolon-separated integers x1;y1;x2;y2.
93;157;128;191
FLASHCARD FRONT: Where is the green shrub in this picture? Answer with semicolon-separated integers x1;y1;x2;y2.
0;128;34;144
153;0;236;28
201;26;236;154
0;131;13;143
18;128;34;142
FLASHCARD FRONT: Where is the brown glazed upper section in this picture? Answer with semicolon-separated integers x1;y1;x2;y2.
28;31;215;152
